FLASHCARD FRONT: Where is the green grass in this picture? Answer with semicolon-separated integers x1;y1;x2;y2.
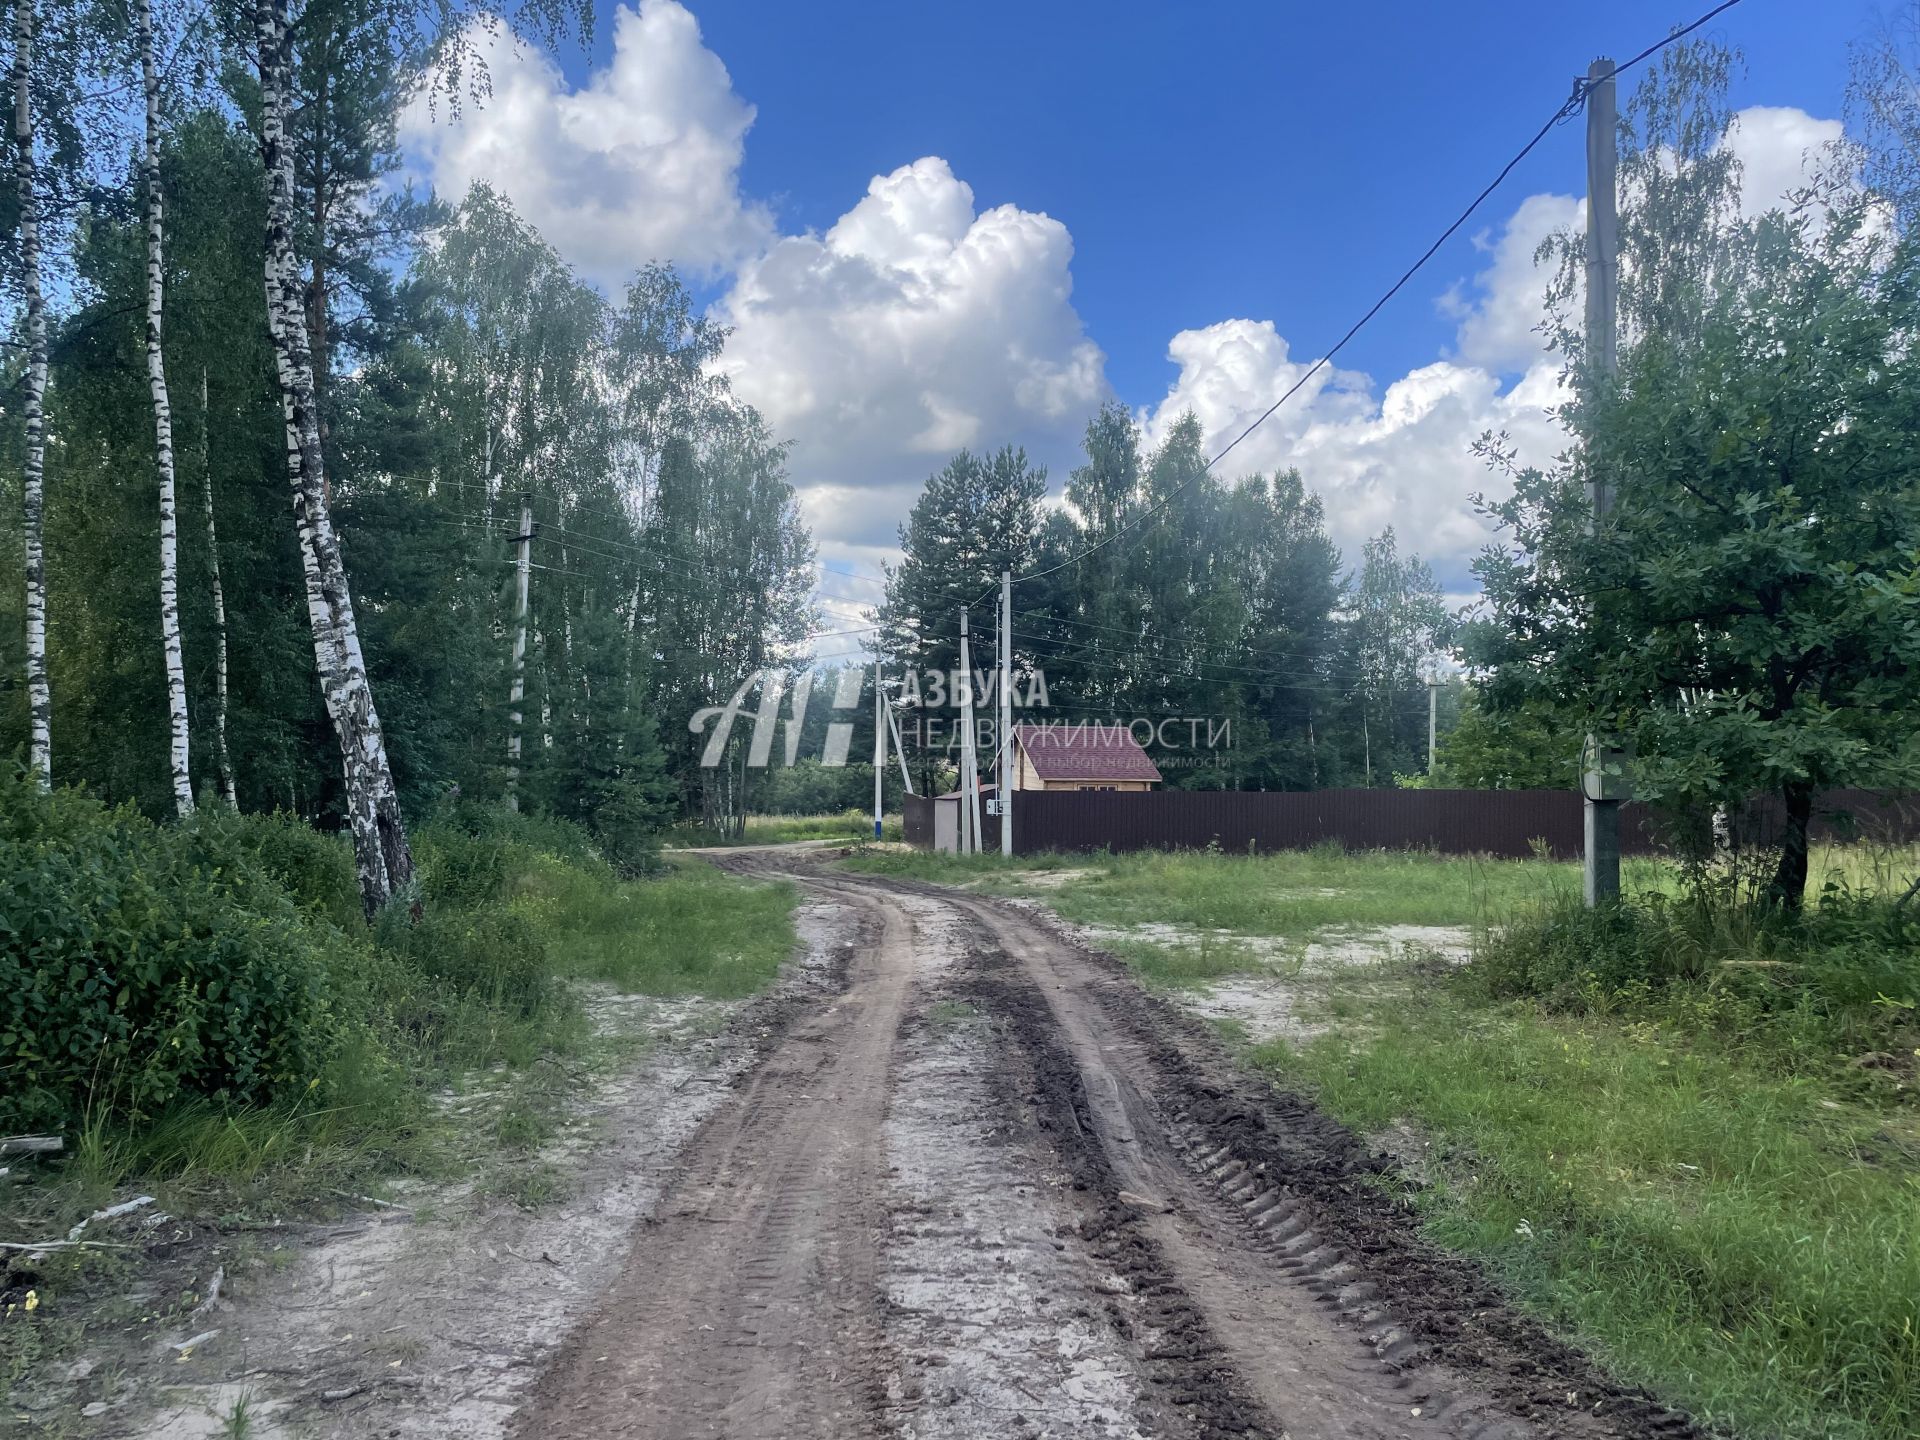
844;841;1917;943
1252;981;1920;1440
850;839;1920;1438
511;854;797;998
842;843;1673;939
2;810;801;1402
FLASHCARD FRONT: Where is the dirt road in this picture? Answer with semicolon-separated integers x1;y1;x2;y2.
515;855;1694;1440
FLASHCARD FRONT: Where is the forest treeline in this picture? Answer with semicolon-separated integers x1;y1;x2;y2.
0;0;1473;921
7;0;1920;922
873;415;1456;797
0;0;816;913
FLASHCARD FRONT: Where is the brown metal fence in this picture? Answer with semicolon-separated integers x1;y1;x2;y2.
914;788;1920;860
904;793;936;848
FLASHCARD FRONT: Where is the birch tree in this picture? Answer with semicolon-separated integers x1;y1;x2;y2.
138;0;193;815
200;370;235;804
13;0;50;788
256;0;411;915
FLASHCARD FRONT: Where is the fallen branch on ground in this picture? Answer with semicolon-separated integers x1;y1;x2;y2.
0;1135;63;1156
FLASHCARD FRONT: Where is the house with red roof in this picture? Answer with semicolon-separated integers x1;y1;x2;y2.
1011;722;1162;792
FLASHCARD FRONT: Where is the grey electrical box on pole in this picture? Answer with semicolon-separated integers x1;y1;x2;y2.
1583;56;1627;905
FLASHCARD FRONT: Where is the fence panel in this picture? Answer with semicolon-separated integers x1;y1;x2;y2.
903;794;935;848
975;788;1919;860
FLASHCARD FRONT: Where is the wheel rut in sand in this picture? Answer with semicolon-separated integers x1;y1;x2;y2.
511;890;907;1440
512;857;1697;1440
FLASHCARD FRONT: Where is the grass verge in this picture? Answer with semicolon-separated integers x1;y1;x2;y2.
840;843;1651;939
668;810;901;847
848;839;1920;1438
1251;975;1919;1440
2;789;797;1406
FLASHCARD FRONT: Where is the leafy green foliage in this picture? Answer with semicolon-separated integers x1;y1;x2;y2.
1470;882;1920;1090
0;770;334;1131
1399;683;1574;790
1474;50;1920;906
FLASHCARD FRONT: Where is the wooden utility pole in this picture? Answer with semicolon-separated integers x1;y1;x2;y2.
507;493;532;812
999;570;1014;856
872;658;885;840
1583;56;1626;906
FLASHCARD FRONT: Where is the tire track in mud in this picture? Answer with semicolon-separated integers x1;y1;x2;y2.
824;865;1700;1440
870;887;1163;1438
509;882;906;1440
512;855;1698;1440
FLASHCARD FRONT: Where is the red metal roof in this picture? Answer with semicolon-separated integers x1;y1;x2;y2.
1015;723;1163;783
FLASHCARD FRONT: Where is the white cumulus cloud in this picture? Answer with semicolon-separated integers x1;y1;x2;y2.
400;0;773;285
1141;324;1568;592
402;16;1856;608
1144;104;1854;593
716;157;1107;516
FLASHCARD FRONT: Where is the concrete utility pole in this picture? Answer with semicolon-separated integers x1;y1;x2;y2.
887;700;913;795
872;658;886;841
958;607;979;853
507;492;533;812
1583;56;1626;905
999;570;1014;856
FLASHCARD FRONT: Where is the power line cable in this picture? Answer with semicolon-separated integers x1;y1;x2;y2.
996;0;1748;601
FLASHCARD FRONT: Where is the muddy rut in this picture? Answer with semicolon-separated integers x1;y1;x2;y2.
515;856;1694;1440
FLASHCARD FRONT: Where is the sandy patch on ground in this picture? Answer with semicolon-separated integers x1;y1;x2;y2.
1048;913;1473;1049
882;892;1151;1438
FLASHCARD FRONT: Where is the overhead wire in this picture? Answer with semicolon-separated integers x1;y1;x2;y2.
987;0;1748;603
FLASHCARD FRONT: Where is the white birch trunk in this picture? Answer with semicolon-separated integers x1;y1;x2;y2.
507;494;530;811
140;0;194;817
257;0;412;916
13;1;49;789
201;370;235;805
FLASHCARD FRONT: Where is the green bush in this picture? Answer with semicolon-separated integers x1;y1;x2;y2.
0;771;336;1131
200;806;361;928
1470;886;1920;1086
413;802;614;910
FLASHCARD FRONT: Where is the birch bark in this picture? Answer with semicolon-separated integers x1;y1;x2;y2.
140;0;194;816
257;0;412;916
13;1;49;789
201;371;235;805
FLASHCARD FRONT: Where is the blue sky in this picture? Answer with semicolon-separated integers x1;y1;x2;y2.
405;0;1887;612
591;0;1871;395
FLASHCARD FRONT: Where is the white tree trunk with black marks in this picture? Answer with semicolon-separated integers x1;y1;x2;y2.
257;0;412;916
201;370;235;805
507;493;530;811
13;1;49;789
140;0;193;817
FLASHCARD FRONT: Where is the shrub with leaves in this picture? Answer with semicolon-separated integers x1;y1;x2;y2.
0;770;336;1131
